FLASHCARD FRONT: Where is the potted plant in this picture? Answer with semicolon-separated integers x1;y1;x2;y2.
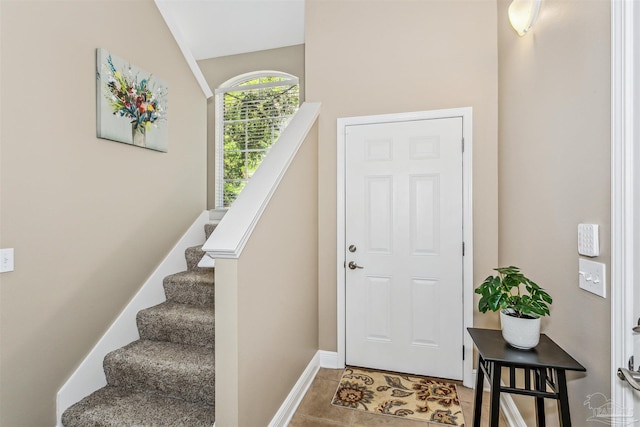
475;266;552;349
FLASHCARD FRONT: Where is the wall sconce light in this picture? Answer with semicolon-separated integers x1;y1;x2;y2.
508;0;541;36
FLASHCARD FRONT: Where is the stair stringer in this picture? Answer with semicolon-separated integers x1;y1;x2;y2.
56;210;214;427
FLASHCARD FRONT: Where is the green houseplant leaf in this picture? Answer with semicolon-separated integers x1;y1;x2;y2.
475;266;552;318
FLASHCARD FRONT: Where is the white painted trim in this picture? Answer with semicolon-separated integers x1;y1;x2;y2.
266;350;343;427
154;0;213;98
197;255;215;269
611;0;636;412
56;211;212;426
336;115;347;370
214;92;224;210
336;107;474;387
268;352;321;427
500;392;527;427
215;71;298;95
319;350;340;369
461;109;475;389
202;102;321;259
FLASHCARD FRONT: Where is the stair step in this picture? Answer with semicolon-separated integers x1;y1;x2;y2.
163;270;214;306
204;223;217;240
185;245;207;271
137;301;214;348
61;386;214;427
104;340;214;405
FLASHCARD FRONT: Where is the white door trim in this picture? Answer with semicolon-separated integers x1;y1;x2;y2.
611;0;637;411
337;107;474;388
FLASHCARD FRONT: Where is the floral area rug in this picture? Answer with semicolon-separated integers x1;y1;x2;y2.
331;367;465;425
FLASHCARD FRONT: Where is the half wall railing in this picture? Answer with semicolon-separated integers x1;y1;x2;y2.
200;101;321;426
199;102;321;261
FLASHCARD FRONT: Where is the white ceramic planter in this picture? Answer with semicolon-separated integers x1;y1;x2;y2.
500;310;541;349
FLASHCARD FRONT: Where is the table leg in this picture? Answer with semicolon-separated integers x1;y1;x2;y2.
556;370;571;427
473;356;485;427
489;362;502;427
534;368;546;427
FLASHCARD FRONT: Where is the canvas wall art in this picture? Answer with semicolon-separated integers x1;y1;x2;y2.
96;48;168;152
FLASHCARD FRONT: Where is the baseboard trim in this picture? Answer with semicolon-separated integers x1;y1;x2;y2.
500;392;527;427
268;351;321;427
319;350;340;369
268;350;342;426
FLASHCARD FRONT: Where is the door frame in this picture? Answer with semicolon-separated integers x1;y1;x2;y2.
336;107;474;388
611;0;638;412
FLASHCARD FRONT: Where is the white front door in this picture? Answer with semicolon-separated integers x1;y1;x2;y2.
344;117;464;380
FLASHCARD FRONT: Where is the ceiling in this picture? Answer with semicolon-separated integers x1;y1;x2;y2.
155;0;305;61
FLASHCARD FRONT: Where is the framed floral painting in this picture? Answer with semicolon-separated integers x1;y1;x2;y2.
96;48;168;152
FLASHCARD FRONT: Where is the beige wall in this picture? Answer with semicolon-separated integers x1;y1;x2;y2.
215;123;319;426
0;1;207;426
497;0;610;424
197;45;306;209
305;0;500;351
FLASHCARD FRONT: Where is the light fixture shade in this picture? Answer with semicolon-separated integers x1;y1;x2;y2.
508;0;541;36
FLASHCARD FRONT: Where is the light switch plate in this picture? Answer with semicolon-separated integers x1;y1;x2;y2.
578;224;599;257
579;258;606;298
0;248;14;273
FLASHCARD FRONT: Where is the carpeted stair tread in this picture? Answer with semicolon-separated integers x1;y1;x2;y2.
204;223;216;240
104;340;214;405
185;245;207;271
62;223;216;426
61;386;214;427
163;270;214;306
137;301;214;348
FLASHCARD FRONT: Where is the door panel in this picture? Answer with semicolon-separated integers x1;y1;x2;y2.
410;278;440;347
364;276;392;342
410;174;439;255
366;177;393;253
345;117;464;379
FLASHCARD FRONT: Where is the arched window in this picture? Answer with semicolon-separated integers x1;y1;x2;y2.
215;71;300;208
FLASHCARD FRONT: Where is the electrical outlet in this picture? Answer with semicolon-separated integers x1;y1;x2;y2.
579;258;606;298
0;248;14;273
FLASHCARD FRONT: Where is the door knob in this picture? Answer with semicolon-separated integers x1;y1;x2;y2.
632;318;640;333
348;261;364;270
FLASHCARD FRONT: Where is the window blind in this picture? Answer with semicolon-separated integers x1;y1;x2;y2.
215;74;299;208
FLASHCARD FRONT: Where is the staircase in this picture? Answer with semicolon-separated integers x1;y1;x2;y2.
61;224;216;427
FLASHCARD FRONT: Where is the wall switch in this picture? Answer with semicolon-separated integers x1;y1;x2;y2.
578;224;600;257
0;248;14;273
579;258;606;298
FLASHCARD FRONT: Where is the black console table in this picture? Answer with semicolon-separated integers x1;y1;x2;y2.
467;328;585;427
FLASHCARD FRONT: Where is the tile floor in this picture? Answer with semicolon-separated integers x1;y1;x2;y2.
289;368;508;426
